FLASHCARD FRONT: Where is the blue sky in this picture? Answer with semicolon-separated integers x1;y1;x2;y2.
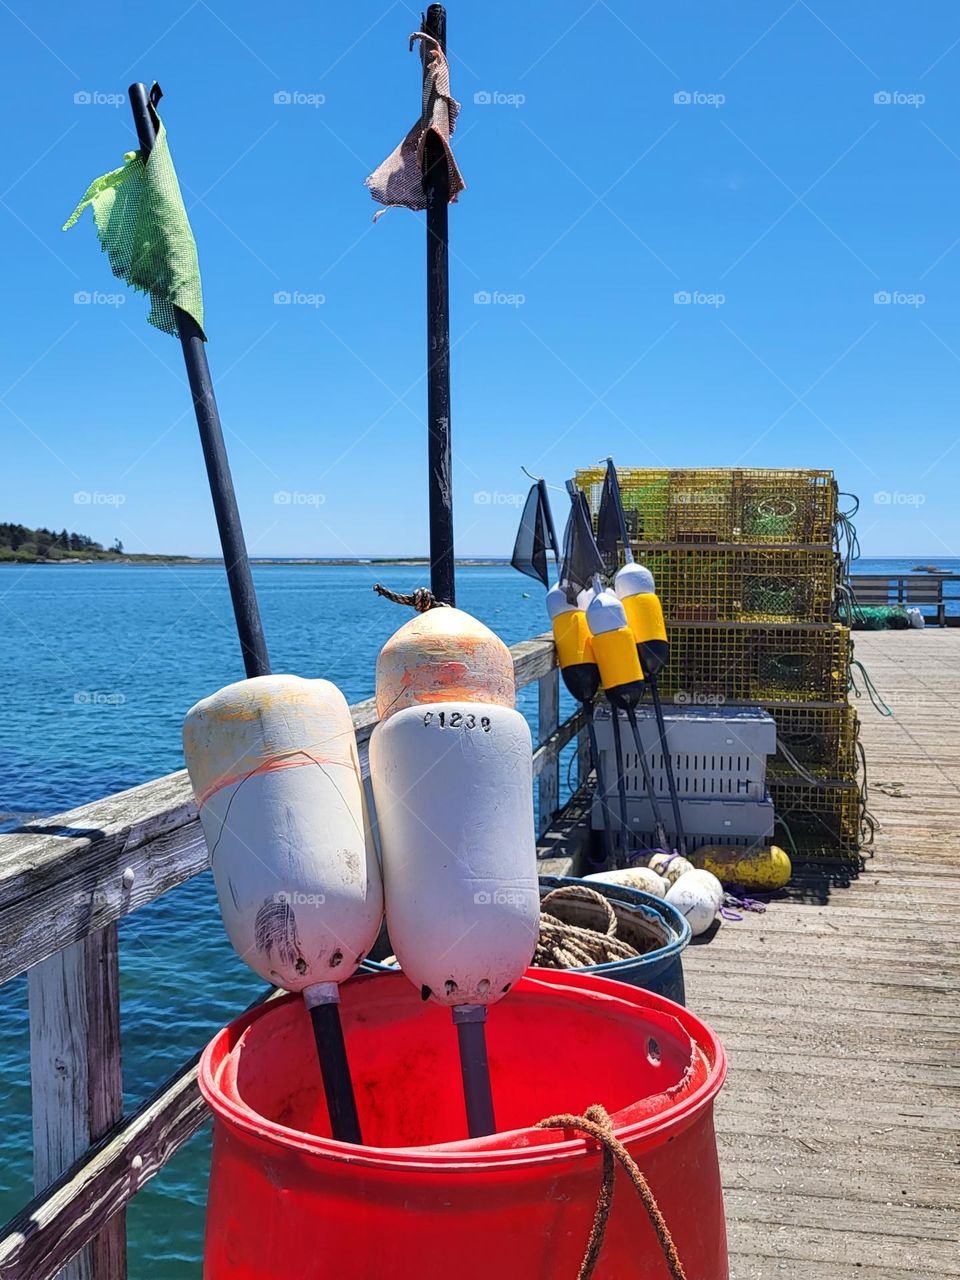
2;0;960;557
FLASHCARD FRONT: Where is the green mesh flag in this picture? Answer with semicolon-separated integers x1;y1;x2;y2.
63;121;204;339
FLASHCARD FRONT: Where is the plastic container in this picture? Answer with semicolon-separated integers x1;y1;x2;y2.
363;877;690;1006
538;875;690;1005
200;969;728;1279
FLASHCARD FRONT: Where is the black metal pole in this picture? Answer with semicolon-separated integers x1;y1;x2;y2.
128;82;269;681
307;997;363;1144
648;681;686;854
625;705;670;854
421;5;455;606
452;1006;496;1137
128;83;362;1143
585;701;616;865
610;708;632;863
605;458;685;853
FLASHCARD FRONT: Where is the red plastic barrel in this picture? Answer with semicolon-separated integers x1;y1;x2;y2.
200;969;728;1279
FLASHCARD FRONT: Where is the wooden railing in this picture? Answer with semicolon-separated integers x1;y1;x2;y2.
849;573;960;626
0;634;581;1280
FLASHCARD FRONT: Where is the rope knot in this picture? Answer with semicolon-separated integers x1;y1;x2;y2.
373;583;448;612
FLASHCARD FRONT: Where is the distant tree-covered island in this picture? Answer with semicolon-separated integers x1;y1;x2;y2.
0;523;194;564
0;525;508;566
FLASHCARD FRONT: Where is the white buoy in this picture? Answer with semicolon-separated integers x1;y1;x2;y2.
369;608;539;1007
614;560;655;598
666;868;724;937
183;674;384;992
649;851;694;886
370;700;538;1005
583;867;668;897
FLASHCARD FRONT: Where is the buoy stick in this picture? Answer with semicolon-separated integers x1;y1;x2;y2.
610;707;632;861
624;705;671;854
127;82;363;1144
422;4;455;607
304;985;363;1144
128;82;268;681
585;700;617;863
453;1006;496;1137
647;680;686;854
603;459;686;854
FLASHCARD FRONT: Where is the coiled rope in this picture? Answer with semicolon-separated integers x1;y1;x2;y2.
534;885;643;968
535;1103;687;1280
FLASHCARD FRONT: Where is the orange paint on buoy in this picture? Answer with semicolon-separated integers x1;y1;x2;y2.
375;608;515;719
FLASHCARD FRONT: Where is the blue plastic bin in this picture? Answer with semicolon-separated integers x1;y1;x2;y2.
538;875;691;1005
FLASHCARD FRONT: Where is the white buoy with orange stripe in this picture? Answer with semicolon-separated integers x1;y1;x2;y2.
183;675;384;992
369;607;539;1008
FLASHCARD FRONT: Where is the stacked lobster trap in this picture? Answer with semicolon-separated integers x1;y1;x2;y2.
577;467;867;861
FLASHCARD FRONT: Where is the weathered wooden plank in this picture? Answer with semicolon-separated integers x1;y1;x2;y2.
510;632;556;686
0;987;278;1280
0;813;208;986
531;709;582;779
1;1053;204;1280
724;1215;960;1274
28;926;125;1280
537;667;559;834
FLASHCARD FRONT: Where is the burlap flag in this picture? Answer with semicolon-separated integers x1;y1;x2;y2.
366;31;465;213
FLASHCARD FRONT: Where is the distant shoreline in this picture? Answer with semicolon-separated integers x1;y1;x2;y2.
0;556;512;567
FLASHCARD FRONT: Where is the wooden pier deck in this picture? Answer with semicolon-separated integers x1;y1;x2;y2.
684;629;960;1279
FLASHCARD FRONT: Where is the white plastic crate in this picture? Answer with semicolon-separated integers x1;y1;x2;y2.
594;790;775;851
592;704;776;802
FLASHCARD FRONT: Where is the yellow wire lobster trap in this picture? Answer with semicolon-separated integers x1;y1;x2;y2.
576;467;838;547
658;622;851;704
770;703;859;778
767;771;865;859
638;545;837;624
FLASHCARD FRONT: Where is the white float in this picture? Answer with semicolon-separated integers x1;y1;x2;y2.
183;674;384;992
370;606;538;1008
370;699;539;1006
648;852;694;885
584;867;668;897
666;868;724;937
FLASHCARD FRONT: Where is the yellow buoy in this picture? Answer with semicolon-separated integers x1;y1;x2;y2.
689;844;792;891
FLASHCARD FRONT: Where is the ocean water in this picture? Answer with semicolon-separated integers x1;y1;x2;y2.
0;561;567;1275
1;555;956;1271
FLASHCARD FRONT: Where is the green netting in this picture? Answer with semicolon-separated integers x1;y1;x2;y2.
852;605;911;631
63;121;204;339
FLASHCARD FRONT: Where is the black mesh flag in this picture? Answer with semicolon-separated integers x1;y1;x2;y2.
560;483;605;603
597;458;628;563
511;482;550;587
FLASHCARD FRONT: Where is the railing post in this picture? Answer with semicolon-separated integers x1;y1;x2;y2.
28;924;125;1280
538;666;560;835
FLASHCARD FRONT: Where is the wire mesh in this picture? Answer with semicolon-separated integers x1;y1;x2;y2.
768;774;863;858
659;623;851;704
577;467;838;548
771;703;859;777
636;545;836;623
